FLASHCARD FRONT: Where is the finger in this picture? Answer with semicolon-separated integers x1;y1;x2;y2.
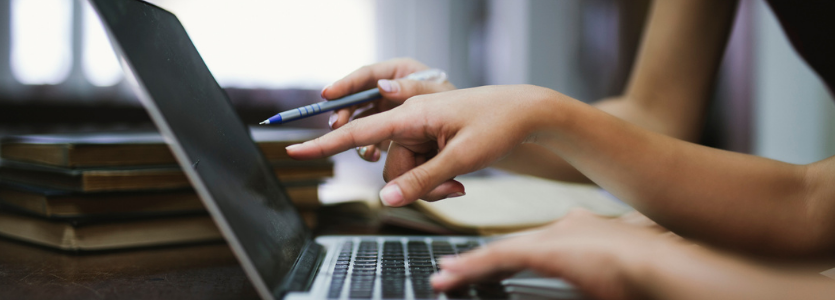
326;60;444;130
331;98;383;130
431;240;534;291
377;78;454;102
356;144;381;162
422;179;466;201
351;102;384;120
383;142;464;200
332;76;449;130
285;112;398;160
327;112;339;130
322;58;428;100
329;108;356;130
616;211;660;228
378;142;468;206
382;141;420;182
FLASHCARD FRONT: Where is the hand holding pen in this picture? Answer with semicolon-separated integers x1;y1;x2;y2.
260;60;450;126
262;58;455;162
320;58;456;162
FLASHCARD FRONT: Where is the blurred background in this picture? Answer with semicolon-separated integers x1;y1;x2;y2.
0;0;832;166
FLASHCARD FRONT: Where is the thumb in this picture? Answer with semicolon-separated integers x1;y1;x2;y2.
431;239;534;291
378;147;463;206
377;78;452;102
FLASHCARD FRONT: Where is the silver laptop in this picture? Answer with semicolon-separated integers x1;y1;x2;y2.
90;1;500;299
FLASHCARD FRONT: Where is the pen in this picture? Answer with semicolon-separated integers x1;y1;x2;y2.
259;69;447;125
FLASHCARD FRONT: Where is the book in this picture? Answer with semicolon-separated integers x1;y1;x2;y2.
0;159;332;192
0;211;222;251
0;127;326;167
386;175;632;235
0;209;319;251
0;182;322;221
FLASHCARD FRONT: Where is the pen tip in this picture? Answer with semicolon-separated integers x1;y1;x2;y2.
259;120;269;125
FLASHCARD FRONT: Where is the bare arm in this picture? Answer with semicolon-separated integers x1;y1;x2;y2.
533;94;835;256
289;82;835;255
641;242;835;300
494;0;739;182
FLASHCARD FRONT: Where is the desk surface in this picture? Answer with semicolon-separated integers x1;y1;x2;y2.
3;209;835;300
0;238;259;299
0;203;432;300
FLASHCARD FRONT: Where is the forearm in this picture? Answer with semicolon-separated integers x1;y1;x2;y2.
532;94;832;255
632;243;835;300
621;0;737;141
493;0;739;183
492;98;666;184
492;144;592;183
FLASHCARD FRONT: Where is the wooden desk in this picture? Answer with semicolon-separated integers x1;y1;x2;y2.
0;239;259;299
0;203;426;300
3;201;833;300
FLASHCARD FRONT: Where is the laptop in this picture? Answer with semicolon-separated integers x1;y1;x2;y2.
89;1;506;299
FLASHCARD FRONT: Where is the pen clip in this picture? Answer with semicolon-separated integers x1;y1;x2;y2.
403;69;447;84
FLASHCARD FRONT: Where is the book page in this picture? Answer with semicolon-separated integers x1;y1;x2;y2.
414;174;632;234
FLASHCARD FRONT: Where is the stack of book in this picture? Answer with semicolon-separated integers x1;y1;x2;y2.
0;127;330;251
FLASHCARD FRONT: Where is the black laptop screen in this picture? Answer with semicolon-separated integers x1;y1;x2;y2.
90;0;310;296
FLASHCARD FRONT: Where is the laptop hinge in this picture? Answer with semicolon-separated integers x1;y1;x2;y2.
274;240;325;298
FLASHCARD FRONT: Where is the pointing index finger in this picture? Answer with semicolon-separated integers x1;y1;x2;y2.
285;112;398;160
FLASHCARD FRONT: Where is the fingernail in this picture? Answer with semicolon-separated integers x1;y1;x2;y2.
356;146;367;157
379;184;403;206
285;144;302;151
370;148;381;162
445;192;465;199
328;114;338;129
378;79;400;93
438;256;458;268
321;83;332;98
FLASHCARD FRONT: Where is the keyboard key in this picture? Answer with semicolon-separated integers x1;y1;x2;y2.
350;291;373;299
328;241;357;299
351;276;375;282
382;275;405;299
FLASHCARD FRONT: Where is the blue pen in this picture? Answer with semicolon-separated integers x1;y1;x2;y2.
259;69;447;125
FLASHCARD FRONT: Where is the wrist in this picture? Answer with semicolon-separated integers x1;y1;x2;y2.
618;239;683;299
522;86;576;147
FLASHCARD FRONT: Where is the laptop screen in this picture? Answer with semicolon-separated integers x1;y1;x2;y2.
90;0;310;297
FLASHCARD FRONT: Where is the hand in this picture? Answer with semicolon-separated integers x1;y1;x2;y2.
431;209;682;300
323;58;456;162
287;84;564;204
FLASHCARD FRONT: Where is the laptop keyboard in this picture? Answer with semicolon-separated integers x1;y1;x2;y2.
327;239;507;299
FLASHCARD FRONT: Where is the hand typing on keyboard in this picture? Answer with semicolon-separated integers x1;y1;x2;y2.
431;209;686;300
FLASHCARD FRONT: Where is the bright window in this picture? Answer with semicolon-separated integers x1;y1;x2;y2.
148;0;377;89
82;0;123;87
10;0;73;85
